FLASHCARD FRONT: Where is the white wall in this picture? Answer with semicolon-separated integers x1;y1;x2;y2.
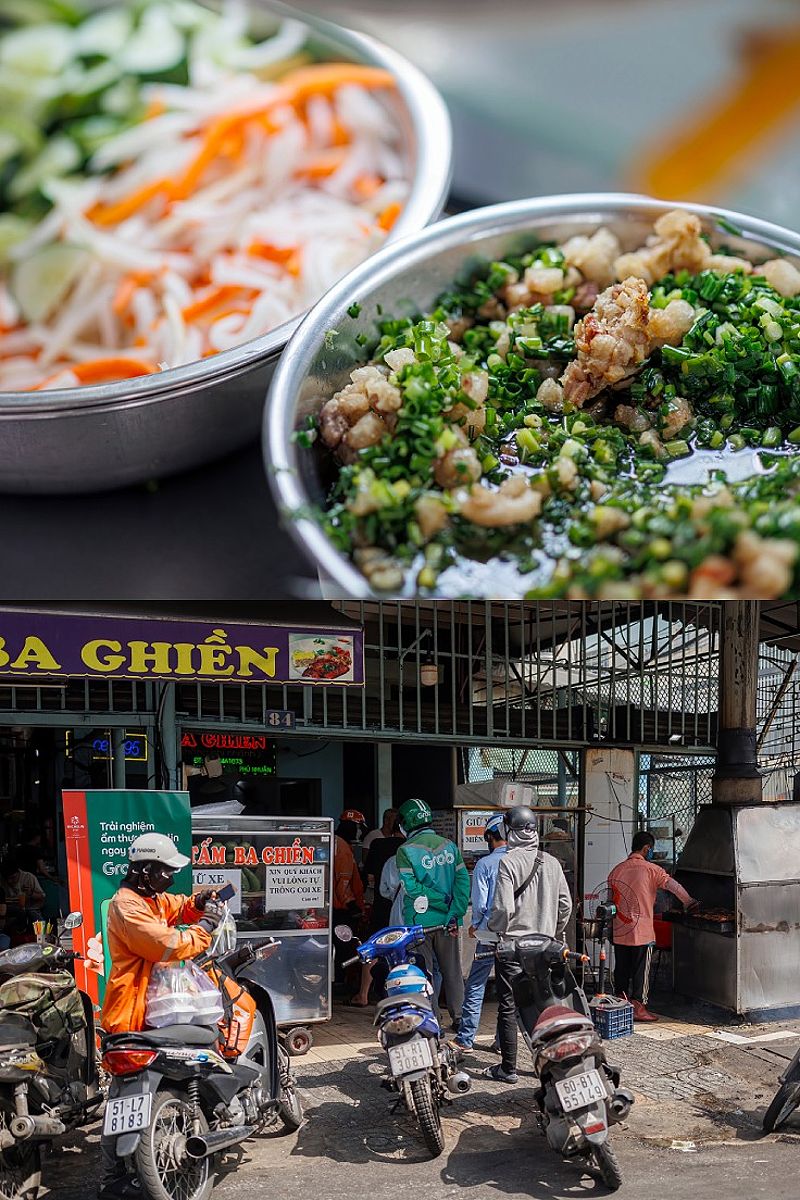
583;748;636;906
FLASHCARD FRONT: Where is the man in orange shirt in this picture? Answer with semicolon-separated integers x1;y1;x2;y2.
101;834;221;1036
608;831;697;1022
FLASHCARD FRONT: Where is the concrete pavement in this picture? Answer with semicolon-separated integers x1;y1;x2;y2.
43;1001;800;1200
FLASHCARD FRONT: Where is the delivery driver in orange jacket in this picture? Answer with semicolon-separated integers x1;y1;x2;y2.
99;833;223;1198
101;832;223;1036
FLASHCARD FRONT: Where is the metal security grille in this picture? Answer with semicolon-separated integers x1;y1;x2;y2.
639;754;715;852
178;601;723;751
0;678;152;722
461;745;581;806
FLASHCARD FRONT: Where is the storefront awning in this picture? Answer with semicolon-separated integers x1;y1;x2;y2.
0;604;363;685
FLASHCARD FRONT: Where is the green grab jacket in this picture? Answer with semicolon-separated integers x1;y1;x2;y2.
396;828;470;928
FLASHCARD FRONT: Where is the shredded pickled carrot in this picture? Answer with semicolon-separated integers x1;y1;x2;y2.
145;97;166;121
34;357;158;388
297;147;348;179
353;173;383;199
247;241;298;263
72;357;159;383
377;201;402;232
181;286;253;322
90;178;169;226
172;64;394;200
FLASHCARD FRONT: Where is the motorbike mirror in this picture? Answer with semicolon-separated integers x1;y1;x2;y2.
334;924;354;943
63;912;83;931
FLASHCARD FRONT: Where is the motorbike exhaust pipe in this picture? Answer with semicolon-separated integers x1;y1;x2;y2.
446;1071;472;1095
185;1125;254;1160
10;1115;66;1141
609;1088;635;1122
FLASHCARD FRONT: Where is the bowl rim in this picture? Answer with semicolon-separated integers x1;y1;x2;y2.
0;15;452;417
264;191;800;599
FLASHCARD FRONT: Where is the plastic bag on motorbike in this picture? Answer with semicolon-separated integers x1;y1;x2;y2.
208;905;236;958
144;960;224;1029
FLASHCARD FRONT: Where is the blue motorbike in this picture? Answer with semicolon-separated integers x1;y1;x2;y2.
337;922;471;1156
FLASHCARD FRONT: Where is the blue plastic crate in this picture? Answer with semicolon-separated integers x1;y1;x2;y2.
589;998;634;1040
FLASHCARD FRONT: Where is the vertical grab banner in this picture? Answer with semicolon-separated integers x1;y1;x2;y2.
62;790;192;1005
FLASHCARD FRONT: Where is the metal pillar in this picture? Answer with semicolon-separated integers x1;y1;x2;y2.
111;728;126;789
161;683;178;790
712;602;762;805
376;743;393;819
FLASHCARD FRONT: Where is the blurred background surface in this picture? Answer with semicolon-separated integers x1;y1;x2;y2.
302;0;800;226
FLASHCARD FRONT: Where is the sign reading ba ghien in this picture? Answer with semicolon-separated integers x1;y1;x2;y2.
0;611;364;685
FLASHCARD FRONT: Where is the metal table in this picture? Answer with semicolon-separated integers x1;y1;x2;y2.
0;443;316;601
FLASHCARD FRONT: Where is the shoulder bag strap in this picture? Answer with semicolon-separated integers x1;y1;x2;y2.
513;852;543;902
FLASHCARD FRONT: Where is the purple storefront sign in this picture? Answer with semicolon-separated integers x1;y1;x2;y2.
0;610;364;685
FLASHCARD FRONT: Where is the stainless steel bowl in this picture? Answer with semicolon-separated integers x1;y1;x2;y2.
0;6;452;494
265;192;800;599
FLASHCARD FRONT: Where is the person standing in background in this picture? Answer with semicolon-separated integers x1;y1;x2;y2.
395;798;470;1030
362;808;398;852
608;830;697;1022
452;813;507;1055
350;816;405;1007
486;806;572;1084
333;810;366;987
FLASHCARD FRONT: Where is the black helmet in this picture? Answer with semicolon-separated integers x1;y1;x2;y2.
503;805;538;835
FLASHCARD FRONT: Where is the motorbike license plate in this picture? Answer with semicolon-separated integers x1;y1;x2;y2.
388;1039;433;1076
103;1093;153;1137
555;1069;607;1113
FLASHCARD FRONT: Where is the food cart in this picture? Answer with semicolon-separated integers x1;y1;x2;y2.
191;814;334;1055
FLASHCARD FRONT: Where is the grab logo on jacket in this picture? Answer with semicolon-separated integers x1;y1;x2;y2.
420;848;455;870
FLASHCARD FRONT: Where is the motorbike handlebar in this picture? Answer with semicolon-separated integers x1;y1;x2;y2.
564;949;590;965
342;954;361;968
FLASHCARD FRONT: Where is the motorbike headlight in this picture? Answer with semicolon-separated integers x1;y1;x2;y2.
538;1032;596;1063
383;1012;425;1035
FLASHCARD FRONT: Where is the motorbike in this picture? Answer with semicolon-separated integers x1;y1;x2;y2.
763;1040;800;1133
489;935;634;1191
337;922;471;1157
102;918;304;1200
0;911;102;1200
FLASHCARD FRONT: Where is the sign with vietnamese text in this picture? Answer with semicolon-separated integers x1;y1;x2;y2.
459;808;505;859
0;611;363;685
193;867;243;914
63;789;192;1004
263;863;326;910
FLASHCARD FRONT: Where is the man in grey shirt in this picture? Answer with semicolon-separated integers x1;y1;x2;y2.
484;806;572;1083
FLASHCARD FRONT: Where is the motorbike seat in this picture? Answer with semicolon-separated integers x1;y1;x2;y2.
373;993;433;1024
532;1004;594;1042
104;1025;220;1048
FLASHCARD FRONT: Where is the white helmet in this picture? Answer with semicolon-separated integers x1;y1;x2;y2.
128;833;189;870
